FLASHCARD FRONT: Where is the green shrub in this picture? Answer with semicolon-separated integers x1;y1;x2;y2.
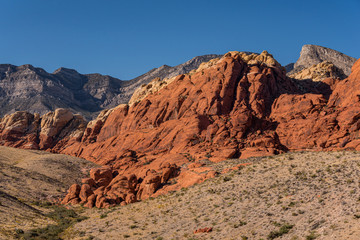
15;204;88;240
267;223;294;239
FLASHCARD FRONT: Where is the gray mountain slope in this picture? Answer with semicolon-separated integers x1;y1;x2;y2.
0;54;221;119
288;45;357;75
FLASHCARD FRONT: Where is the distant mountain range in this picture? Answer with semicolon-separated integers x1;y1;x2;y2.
0;54;221;119
0;45;356;120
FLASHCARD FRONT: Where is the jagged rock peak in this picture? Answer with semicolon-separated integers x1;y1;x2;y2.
18;64;35;69
129;50;284;105
293;44;356;76
53;67;80;75
225;50;283;69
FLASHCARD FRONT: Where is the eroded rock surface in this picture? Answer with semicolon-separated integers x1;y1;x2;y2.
0;108;86;150
61;164;179;207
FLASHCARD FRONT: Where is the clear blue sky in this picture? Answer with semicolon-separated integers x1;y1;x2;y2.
0;0;359;80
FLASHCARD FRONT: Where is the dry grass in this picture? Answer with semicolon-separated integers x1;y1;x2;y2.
0;146;98;239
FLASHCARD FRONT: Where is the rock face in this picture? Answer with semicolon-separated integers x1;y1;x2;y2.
122;54;222;105
58;50;294;165
288;61;347;81
129;57;222;105
0;55;221;119
1;50;360;207
0;108;86;150
290;45;356;76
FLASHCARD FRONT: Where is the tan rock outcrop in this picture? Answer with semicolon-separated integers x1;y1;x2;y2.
289;61;346;81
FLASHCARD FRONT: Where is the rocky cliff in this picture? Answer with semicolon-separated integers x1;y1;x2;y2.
0;55;221;119
288;44;356;76
1;50;359;208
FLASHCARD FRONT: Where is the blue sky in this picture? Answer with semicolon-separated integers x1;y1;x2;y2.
0;0;359;79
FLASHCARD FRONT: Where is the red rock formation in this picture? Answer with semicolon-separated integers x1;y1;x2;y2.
58;51;295;165
270;59;360;151
0;108;86;151
1;52;360;207
61;164;178;207
61;184;81;205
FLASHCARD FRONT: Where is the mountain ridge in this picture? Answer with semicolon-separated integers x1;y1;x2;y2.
0;54;222;119
0;45;356;120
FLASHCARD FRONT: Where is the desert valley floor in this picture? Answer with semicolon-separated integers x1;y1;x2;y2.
1;146;360;239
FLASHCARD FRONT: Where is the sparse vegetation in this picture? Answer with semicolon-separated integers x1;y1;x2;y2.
305;231;318;240
14;204;88;239
3;150;360;239
267;223;294;239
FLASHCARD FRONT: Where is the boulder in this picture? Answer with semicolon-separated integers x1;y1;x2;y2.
89;166;113;186
61;184;81;205
194;227;213;234
79;184;93;203
136;170;162;200
84;194;96;208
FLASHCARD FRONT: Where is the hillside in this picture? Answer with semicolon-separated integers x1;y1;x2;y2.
62;151;360;239
0;146;98;239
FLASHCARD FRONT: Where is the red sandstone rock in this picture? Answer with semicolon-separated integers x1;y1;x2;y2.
188;162;205;169
81;178;96;187
84;194;96;208
90;166;112;181
95;195;108;208
125;193;136;204
136;170;162;200
194;227;213;234
160;163;178;183
93;186;105;196
104;174;137;203
61;166;177;207
61;184;81;205
79;184;93;203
